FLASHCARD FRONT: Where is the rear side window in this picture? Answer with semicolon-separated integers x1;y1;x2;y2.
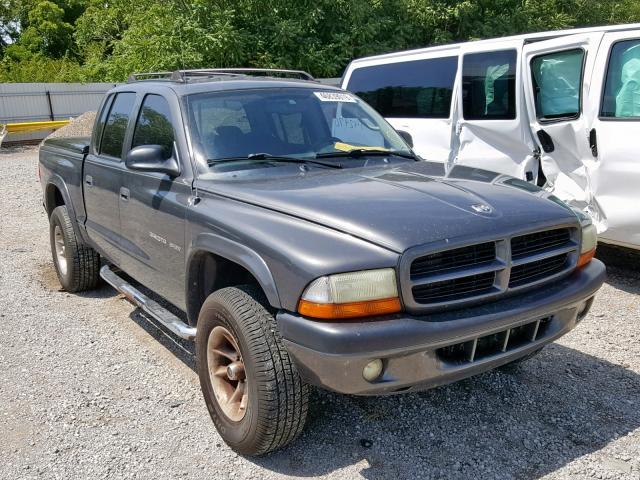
132;95;175;160
531;49;584;121
100;92;136;158
601;39;640;119
346;56;458;119
462;50;517;120
93;94;113;153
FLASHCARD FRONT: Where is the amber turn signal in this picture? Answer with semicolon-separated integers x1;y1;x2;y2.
577;248;596;268
298;297;402;320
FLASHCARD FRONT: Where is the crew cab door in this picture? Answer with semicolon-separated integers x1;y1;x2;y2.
83;92;136;263
453;42;539;181
521;33;603;211
584;30;640;248
119;93;188;307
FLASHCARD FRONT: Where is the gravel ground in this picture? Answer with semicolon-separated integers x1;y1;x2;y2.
0;145;638;480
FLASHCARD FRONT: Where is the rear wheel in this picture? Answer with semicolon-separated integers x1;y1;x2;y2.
196;285;309;456
49;205;101;292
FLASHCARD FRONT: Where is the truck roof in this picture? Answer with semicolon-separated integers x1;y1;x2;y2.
111;68;343;97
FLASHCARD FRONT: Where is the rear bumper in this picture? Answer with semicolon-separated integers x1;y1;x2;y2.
277;259;606;395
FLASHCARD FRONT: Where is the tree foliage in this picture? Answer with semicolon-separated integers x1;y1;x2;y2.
1;0;640;82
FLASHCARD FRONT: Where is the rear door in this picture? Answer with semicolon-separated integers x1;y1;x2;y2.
521;33;603;212
342;51;459;163
586;30;640;248
83;91;136;263
119;93;189;307
454;41;539;181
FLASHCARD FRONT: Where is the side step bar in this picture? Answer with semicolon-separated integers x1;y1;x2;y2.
100;265;197;341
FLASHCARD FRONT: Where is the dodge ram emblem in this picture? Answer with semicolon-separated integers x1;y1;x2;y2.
471;203;492;213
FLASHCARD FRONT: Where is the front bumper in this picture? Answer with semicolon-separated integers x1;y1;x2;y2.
277;259;606;395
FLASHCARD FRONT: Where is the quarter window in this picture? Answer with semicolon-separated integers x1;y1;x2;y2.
346;56;458;118
132;95;175;160
601;39;640;119
531;49;584;121
462;50;517;120
100;92;136;158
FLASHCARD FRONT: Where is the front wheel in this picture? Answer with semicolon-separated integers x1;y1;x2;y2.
196;286;309;455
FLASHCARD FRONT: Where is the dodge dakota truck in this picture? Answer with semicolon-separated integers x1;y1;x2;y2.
39;68;605;456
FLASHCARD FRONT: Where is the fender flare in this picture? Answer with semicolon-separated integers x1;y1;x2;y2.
186;232;282;322
44;175;89;243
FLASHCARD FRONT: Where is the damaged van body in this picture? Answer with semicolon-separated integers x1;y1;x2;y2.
342;23;640;250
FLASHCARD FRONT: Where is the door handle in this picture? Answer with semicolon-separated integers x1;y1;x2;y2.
85;175;93;187
536;130;555;153
589;128;598;157
120;187;130;202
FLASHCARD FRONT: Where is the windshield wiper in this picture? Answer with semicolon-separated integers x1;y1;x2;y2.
209;153;342;169
316;149;418;160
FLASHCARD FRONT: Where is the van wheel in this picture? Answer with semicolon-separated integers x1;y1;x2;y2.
196;286;309;456
49;206;101;292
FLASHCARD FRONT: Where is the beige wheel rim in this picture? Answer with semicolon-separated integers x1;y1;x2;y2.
207;326;248;422
54;225;67;277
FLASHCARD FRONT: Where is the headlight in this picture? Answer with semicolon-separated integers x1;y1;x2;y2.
298;268;401;320
574;209;597;267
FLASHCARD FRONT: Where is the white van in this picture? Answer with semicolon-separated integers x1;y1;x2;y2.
341;24;640;250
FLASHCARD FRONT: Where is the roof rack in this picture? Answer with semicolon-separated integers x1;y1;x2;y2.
127;68;315;83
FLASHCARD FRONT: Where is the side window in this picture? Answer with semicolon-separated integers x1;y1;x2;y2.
100;92;136;158
462;50;517;120
601;39;640;119
132;94;175;160
346;56;458;118
93;94;113;153
531;49;584;121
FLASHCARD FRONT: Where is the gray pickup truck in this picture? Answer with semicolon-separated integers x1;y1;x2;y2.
39;68;605;455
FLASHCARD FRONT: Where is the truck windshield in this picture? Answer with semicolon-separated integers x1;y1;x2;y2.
185;88;412;168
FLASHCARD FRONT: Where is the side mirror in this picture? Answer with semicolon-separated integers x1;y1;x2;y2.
396;130;413;148
125;145;180;177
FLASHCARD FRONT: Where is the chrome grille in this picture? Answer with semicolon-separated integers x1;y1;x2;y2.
404;227;578;311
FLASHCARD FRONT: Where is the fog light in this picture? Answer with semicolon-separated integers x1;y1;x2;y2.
362;359;384;382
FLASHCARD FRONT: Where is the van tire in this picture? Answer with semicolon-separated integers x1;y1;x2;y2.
49;205;101;292
196;285;309;456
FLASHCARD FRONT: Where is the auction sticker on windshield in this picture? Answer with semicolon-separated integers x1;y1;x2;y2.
314;91;357;103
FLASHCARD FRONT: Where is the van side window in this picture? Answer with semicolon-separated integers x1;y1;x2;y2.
346;56;458;119
601;39;640;119
462;50;517;120
100;92;136;159
132;94;175;160
530;49;584;121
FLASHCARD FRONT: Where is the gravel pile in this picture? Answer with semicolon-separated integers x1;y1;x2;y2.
0;145;638;480
44;111;96;141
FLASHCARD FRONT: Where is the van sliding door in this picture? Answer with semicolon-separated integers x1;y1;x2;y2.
584;31;640;249
521;33;603;218
453;43;538;181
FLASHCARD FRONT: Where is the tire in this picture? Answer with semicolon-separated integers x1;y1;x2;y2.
196;285;309;456
499;347;544;372
49;205;101;292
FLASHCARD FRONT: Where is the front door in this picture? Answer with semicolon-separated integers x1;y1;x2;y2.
585;31;640;248
119;93;188;307
453;41;539;181
83;91;137;264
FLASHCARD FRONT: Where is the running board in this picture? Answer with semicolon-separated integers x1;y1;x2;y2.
100;265;196;341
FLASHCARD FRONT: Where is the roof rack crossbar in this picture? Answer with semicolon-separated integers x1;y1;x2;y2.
127;71;174;83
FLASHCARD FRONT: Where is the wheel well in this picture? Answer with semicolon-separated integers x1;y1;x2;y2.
45;184;65;216
186;251;264;325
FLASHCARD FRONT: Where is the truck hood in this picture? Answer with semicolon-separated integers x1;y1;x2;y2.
196;162;578;253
